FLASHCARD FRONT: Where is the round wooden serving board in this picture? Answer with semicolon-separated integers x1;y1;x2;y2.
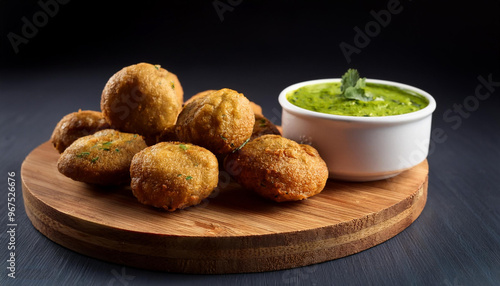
22;141;428;274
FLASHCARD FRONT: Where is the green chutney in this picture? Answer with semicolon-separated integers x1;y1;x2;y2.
287;82;429;117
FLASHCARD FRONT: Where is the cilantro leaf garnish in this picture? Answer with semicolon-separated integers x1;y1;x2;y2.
179;144;188;151
340;69;360;91
340;69;372;102
233;138;250;152
97;141;113;151
76;152;90;158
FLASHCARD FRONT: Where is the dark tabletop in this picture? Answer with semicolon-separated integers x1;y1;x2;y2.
1;1;499;285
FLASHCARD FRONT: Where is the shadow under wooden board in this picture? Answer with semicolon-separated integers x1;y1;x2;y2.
21;141;428;274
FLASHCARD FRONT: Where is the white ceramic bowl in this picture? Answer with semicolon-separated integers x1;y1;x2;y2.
279;78;436;181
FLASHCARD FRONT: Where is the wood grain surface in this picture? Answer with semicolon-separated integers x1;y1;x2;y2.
21;141;428;274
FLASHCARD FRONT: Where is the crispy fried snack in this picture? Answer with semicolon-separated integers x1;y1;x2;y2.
130;142;219;211
100;62;183;138
224;135;328;202
175;88;255;156
51;110;110;153
57;129;147;185
184;89;263;116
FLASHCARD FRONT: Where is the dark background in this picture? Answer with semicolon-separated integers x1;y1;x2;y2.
1;0;499;285
2;0;499;99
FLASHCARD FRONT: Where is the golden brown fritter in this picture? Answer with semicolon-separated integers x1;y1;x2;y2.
100;62;183;138
224;135;328;202
251;114;281;140
175;88;255;156
130;142;219;211
51;110;110;153
57;129;147;185
184;89;263;116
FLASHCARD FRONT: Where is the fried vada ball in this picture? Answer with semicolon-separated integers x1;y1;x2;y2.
251;114;281;140
57;129;147;185
224;135;328;202
130;142;219;211
51;110;110;153
184;89;263;116
175;88;255;156
100;62;183;138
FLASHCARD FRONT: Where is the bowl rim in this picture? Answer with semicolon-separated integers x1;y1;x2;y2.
279;78;436;123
